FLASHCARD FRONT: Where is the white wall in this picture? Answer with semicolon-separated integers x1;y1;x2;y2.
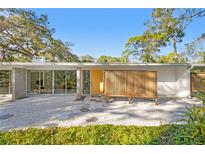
12;68;27;100
175;67;191;97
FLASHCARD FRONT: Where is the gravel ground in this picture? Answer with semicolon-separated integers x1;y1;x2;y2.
0;94;201;131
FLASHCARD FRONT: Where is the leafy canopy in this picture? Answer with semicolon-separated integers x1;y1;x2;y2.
79;55;95;63
97;55;128;64
0;9;79;62
124;9;205;63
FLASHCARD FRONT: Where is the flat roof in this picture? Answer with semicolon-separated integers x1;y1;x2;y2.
191;64;205;67
0;62;191;70
0;62;190;66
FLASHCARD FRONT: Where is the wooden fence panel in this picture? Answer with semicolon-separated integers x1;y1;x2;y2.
191;72;205;93
104;70;157;99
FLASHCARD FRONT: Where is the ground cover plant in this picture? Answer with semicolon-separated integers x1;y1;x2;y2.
0;123;204;145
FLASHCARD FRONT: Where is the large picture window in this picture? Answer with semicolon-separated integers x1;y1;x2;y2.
54;71;66;94
28;70;77;94
66;70;77;93
27;71;52;94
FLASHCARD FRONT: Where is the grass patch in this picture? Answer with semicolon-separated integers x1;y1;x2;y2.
0;124;204;145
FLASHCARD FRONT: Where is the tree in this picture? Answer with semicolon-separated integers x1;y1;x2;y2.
96;55;108;63
123;30;165;63
0;9;79;62
156;52;186;63
183;33;205;63
124;9;205;63
79;55;95;63
145;9;205;63
146;9;186;63
97;55;128;63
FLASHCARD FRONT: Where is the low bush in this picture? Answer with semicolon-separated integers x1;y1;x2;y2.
177;92;205;144
0;124;204;145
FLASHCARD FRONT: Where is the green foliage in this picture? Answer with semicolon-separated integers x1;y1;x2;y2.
0;124;205;145
124;9;205;63
172;92;205;144
146;9;187;63
80;55;95;63
97;55;128;64
183;33;205;63
156;52;186;63
123;31;165;63
0;9;79;62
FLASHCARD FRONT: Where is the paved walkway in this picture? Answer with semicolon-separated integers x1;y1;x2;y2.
0;94;201;131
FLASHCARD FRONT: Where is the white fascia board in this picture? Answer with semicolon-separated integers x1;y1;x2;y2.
0;62;190;70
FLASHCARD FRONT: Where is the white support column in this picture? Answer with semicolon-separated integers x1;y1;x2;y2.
52;70;54;94
76;68;82;99
11;68;27;101
8;70;11;94
25;70;27;96
11;68;16;101
38;71;41;94
65;71;67;94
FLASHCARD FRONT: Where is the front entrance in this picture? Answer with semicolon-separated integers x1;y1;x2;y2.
90;70;103;96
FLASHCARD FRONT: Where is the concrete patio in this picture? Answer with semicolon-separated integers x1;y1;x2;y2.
0;94;202;131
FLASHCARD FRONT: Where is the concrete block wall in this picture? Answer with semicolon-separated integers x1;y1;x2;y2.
12;68;27;101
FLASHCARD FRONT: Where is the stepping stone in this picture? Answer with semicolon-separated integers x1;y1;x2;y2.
86;117;98;122
0;113;13;120
75;96;86;101
90;98;96;101
80;107;90;112
94;108;104;112
95;99;103;102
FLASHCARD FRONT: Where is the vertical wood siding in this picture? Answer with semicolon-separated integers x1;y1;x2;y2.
104;70;157;99
191;72;205;93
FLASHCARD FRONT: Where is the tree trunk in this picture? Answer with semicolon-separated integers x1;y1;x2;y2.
173;38;178;63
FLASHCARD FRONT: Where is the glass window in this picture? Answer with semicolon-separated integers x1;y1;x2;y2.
40;71;52;94
29;71;40;94
28;71;52;94
0;70;11;94
83;70;90;94
54;71;66;94
66;70;77;93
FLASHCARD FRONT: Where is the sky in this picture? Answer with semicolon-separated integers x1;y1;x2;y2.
31;8;205;58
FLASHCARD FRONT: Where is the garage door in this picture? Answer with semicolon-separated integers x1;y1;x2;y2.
104;70;157;99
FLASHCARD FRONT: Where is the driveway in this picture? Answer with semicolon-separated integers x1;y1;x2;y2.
0;94;201;131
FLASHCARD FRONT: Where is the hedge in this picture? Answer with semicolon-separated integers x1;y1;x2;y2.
0;124;204;145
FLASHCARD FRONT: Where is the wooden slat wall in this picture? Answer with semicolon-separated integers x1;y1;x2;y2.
104;70;157;99
191;72;205;93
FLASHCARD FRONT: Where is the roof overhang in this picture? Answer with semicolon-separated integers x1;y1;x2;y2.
0;62;190;70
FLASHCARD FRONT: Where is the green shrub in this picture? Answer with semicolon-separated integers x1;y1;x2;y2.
175;92;205;144
0;125;172;145
0;124;204;145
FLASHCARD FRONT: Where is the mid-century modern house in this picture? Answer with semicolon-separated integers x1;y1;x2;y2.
0;62;205;103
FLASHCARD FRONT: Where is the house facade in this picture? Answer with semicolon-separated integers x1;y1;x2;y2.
0;62;204;101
